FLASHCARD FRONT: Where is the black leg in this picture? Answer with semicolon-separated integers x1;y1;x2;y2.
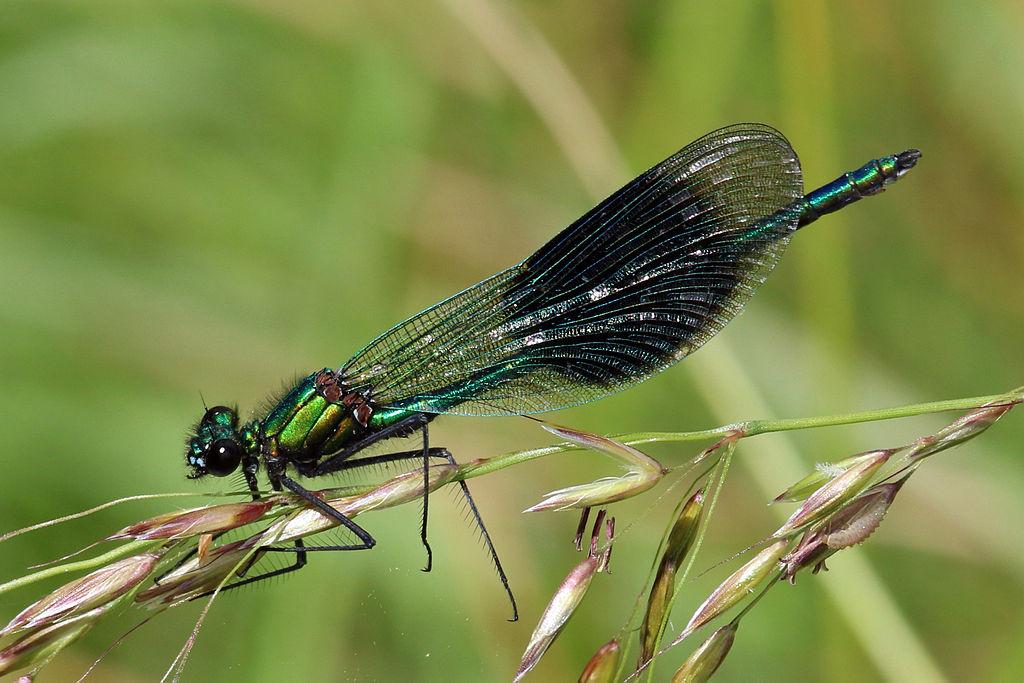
203;443;517;619
310;413;430;476
272;454;520;618
440;450;518;622
177;451;390;592
196;474;378;595
419;422;432;573
307;413;435;570
315;443;518;621
278;475;376;551
191;539;308;599
307;447;452;475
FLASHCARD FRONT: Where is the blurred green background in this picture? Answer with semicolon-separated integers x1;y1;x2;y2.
1;1;1023;681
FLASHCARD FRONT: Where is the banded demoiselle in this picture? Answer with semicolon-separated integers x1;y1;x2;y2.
183;123;920;617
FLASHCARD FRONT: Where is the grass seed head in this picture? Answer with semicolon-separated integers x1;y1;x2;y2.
577;638;620;683
781;479;905;582
273;463;458;543
2;554;158;636
514;555;602;683
669;623;738;683
775;449;894;536
638;489;705;666
526;426;665;512
135;541;252;606
109;501;275;541
679;539;789;639
0;615;97;676
908;402;1015;461
772;451;882;504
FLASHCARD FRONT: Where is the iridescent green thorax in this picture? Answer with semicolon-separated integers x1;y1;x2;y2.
261;370;368;462
261;375;320;440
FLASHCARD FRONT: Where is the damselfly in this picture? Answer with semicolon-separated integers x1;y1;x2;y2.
183;124;919;616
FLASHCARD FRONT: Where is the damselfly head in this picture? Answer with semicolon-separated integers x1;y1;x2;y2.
186;406;244;479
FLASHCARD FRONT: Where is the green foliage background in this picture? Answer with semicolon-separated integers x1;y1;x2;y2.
1;1;1023;681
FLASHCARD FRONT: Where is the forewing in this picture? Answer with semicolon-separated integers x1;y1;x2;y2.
343;124;804;416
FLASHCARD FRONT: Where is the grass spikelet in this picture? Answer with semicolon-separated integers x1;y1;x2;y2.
669;623;737;683
638;489;704;668
577;638;620;683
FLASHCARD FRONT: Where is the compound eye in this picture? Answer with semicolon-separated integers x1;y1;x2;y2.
202;406;235;426
206;439;243;477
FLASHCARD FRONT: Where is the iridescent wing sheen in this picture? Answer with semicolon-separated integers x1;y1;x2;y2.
342;124;804;416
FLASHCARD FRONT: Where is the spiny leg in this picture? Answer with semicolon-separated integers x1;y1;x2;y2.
191;539;308;599
313;447;452;473
310;448;442;573
440;450;518;621
184;472;375;595
310;441;515;617
419;421;432;572
181;445;434;595
246;448;455;589
308;413;434;570
225;461;312;582
189;479;374;595
311;413;431;475
243;445;516;617
188;447;450;597
317;444;518;620
278;475;376;550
